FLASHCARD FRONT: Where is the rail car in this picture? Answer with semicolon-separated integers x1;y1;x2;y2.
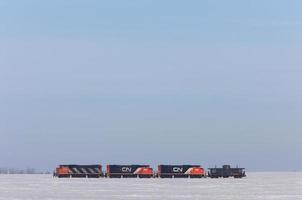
54;164;103;178
208;165;246;178
157;165;205;178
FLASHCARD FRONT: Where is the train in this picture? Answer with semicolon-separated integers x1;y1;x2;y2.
54;164;245;178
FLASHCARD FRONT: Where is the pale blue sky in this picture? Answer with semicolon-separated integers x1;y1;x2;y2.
0;0;301;171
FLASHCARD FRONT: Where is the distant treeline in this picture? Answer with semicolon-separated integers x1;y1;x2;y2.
0;168;51;174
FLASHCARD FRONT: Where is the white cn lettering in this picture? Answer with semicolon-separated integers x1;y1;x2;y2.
121;167;132;172
173;167;183;173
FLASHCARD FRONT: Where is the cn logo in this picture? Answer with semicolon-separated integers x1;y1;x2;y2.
173;167;183;173
121;167;132;172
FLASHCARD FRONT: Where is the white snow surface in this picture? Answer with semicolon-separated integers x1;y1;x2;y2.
0;172;302;200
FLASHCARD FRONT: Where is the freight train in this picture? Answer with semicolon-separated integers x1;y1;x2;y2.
54;164;245;178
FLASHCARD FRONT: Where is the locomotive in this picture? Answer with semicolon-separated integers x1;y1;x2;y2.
106;165;153;178
157;165;205;178
54;164;103;178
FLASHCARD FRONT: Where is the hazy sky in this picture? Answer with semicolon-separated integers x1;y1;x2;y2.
0;0;301;171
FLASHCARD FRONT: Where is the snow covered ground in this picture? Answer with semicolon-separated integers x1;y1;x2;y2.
0;172;301;200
